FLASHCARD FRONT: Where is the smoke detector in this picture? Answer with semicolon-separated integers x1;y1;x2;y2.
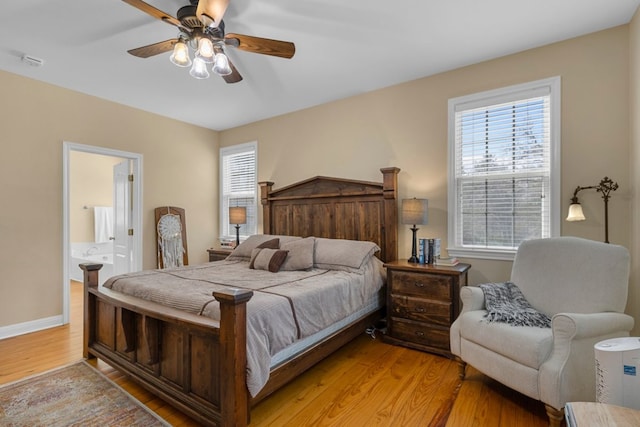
21;55;44;67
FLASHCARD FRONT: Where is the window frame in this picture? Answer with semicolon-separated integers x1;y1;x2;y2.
447;77;561;261
219;141;258;242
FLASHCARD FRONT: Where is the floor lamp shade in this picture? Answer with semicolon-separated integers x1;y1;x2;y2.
566;203;586;222
402;198;428;263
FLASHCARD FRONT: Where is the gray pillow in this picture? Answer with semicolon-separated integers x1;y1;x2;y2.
313;238;380;272
280;237;315;271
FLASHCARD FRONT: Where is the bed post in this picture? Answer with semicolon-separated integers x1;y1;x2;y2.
259;181;274;234
380;167;400;262
213;288;254;427
80;263;102;360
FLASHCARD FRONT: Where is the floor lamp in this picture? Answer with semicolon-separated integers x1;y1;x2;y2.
566;176;618;243
402;198;428;263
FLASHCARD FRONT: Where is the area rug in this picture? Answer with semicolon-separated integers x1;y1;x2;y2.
0;361;170;426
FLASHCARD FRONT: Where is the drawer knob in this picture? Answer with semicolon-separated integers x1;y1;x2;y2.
415;331;425;337
415;307;426;313
414;282;425;288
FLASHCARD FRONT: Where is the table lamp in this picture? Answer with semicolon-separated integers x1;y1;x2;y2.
402;198;428;263
229;206;247;247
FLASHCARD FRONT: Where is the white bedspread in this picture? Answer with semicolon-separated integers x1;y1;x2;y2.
103;258;384;396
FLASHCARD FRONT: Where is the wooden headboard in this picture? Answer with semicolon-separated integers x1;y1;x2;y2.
259;167;400;262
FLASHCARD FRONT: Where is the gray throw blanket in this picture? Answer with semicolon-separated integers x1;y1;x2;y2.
479;282;551;328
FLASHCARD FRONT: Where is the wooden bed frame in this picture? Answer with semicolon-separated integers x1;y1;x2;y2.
82;167;399;426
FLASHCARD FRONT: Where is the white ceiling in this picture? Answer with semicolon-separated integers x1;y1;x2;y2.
1;0;639;131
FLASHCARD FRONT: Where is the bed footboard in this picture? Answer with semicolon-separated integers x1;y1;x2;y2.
81;263;253;427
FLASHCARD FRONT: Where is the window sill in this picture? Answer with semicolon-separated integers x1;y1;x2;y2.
447;247;516;261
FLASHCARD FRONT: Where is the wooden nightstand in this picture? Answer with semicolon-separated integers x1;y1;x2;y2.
207;248;233;262
383;260;471;358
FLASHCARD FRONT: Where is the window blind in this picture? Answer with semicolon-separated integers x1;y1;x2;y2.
220;142;257;239
454;94;551;250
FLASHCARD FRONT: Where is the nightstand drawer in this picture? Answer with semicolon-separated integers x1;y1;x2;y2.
389;270;452;299
390;295;451;326
208;248;232;262
391;318;450;351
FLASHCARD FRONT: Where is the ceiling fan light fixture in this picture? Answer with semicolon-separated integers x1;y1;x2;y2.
121;0;295;84
169;39;191;67
212;52;232;76
196;37;215;64
189;56;210;79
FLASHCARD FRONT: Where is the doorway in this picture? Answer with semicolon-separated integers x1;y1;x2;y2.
62;142;143;324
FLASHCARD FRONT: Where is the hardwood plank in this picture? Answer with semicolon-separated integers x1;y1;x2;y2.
359;349;459;426
361;351;439;425
250;335;398;425
276;342;408;426
473;371;505;426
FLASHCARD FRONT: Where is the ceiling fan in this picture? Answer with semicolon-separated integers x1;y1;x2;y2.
122;0;296;83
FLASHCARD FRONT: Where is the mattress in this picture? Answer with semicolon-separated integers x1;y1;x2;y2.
270;292;383;368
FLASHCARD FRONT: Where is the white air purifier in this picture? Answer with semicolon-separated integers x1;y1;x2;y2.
594;337;640;410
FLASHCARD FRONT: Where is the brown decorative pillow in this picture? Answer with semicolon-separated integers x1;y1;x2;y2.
257;238;280;250
248;238;280;269
249;248;289;273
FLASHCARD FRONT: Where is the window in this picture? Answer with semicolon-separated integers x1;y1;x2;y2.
220;142;257;241
447;77;560;260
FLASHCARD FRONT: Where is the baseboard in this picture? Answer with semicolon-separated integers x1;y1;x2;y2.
0;315;64;340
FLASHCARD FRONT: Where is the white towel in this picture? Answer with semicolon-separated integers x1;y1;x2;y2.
94;206;114;243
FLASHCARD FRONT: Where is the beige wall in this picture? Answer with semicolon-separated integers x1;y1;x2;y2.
221;26;636;330
0;71;218;328
70;152;123;243
630;10;640;336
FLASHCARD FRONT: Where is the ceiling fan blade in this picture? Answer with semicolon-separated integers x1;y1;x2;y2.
222;60;243;84
128;39;178;58
225;33;295;59
196;0;229;28
122;0;182;28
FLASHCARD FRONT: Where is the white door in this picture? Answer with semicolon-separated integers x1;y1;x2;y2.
113;160;132;276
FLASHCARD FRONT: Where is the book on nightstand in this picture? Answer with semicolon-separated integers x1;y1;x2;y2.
434;256;459;266
418;238;441;264
219;238;236;249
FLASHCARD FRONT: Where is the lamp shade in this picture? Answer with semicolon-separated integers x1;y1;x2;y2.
566;203;586;222
229;206;247;225
402;198;428;225
169;40;191;67
212;52;232;76
189;56;210;79
196;37;215;63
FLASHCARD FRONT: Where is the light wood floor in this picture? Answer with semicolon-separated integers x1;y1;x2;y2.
0;281;549;426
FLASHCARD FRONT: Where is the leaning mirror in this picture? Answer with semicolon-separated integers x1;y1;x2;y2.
154;206;189;269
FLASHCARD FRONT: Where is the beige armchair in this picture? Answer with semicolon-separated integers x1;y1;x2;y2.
450;237;634;427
